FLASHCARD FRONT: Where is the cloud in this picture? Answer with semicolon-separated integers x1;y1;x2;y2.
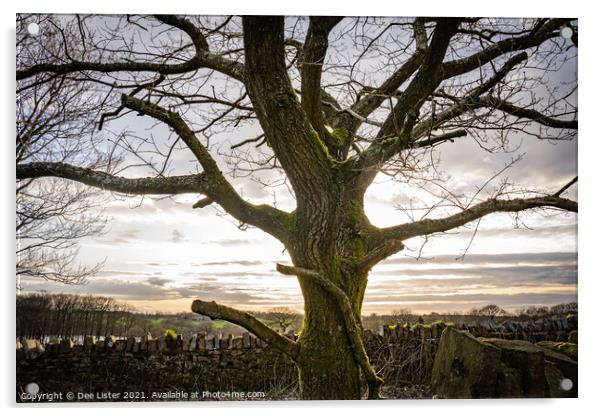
20;277;178;301
381;251;577;266
19;273;292;309
237;179;272;200
362;291;577;314
206;238;258;246
365;291;576;303
371;252;577;295
431;128;577;196
200;260;265;266
360;249;578;313
373;263;576;280
98;228;141;244
94;269;145;277
453;223;577;240
203;271;274;278
104;196;203;217
175;283;260;303
145;277;174;287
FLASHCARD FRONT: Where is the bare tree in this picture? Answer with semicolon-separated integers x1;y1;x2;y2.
16;15;109;286
16;15;577;399
265;307;300;334
473;304;508;320
391;307;414;323
16;292;135;339
549;302;578;315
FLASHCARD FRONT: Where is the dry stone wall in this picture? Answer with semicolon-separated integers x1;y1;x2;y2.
16;318;575;401
17;332;296;402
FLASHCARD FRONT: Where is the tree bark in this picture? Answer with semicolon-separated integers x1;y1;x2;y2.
292;259;368;399
284;181;388;399
295;304;363;399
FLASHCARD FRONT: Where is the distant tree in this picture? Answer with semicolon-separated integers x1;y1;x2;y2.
549;302;578;315
516;305;552;319
474;304;508;320
266;307;300;333
391;307;414;323
16;292;52;338
16;292;136;339
114;306;138;337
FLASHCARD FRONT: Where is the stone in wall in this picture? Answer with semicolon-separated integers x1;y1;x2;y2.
21;339;45;359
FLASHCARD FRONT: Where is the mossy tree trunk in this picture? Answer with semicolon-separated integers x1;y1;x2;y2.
290;191;373;399
277;161;393;399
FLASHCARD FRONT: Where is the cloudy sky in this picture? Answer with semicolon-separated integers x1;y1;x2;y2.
19;127;577;314
18;16;578;315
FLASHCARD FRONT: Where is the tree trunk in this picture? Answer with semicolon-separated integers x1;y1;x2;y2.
295;281;364;399
290;191;374;400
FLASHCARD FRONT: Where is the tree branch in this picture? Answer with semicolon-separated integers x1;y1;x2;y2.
350;20;573;180
17;15;245;82
191;299;299;359
350;49;572;184
356;239;405;272
395;53;529;143
375;18;463;140
192;197;214;209
553;176;578;197
242;16;334;197
331;17;427;142
381;195;578;241
17;162;205;194
474;95;578;129
17;162;294;244
350;18;462;190
412;129;468;148
442;19;572;79
121;95;221;175
119;95;295;243
153;14;245;82
276;263;384;399
300;16;343;151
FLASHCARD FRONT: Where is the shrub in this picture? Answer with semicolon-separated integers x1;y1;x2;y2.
164;328;178;341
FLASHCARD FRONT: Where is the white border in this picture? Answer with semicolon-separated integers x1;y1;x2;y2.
3;1;600;415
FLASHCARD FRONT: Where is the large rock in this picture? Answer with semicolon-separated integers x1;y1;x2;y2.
431;328;501;398
481;339;546;398
485;338;577;398
432;328;577;399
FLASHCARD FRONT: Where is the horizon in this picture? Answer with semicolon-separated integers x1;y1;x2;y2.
15;289;577;317
19;247;577;315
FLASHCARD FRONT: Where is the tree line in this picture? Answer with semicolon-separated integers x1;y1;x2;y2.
17;291;576;341
15;292;305;340
16;292;136;340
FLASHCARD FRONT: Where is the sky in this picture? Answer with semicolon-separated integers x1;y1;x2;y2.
18;127;578;314
17;16;578;315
